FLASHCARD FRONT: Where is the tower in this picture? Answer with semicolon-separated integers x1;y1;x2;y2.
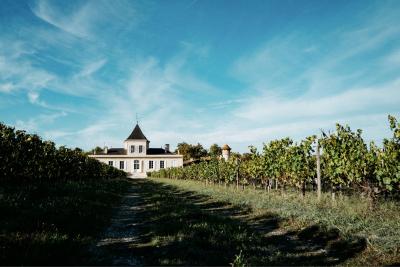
124;123;149;155
221;144;231;161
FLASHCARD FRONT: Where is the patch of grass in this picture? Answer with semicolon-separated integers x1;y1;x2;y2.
105;179;367;266
0;178;130;265
149;178;400;266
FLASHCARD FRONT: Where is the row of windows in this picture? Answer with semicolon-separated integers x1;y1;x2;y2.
108;160;165;170
130;145;143;153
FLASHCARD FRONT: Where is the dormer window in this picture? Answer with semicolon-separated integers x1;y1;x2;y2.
130;145;135;153
139;145;143;153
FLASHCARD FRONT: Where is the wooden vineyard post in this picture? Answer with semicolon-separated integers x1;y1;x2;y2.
236;158;240;190
316;139;322;201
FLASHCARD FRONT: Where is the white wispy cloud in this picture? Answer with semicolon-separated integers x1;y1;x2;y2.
76;58;107;78
212;5;400;152
51;42;220;150
27;91;40;103
15;111;68;133
30;0;139;40
31;0;94;38
0;54;55;93
234;79;400;122
0;82;15;93
43;121;120;148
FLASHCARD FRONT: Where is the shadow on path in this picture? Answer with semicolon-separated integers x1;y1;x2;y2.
94;179;366;266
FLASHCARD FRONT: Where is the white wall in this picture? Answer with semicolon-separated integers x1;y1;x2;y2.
123;140;149;156
97;156;183;174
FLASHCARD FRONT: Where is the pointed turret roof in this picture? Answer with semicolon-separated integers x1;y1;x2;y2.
126;124;148;140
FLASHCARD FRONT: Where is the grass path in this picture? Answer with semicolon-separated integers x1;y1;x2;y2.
96;179;372;266
92;186;142;265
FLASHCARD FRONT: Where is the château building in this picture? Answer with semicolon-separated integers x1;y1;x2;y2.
89;123;183;178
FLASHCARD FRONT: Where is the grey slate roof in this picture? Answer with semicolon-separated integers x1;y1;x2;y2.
107;148;127;155
97;148;172;155
126;124;148;140
147;148;172;155
95;148;126;155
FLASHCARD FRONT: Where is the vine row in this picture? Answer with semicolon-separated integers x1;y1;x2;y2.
149;115;400;197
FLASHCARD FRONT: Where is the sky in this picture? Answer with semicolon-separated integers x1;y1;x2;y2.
0;0;400;152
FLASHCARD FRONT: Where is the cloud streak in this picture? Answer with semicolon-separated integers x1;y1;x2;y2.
31;0;94;38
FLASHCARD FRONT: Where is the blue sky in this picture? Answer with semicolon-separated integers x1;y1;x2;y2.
1;0;400;152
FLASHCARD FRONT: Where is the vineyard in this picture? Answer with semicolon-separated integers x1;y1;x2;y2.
0;123;126;182
149;115;400;198
1;117;399;265
0;122;128;265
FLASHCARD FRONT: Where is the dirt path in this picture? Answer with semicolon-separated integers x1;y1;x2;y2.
92;183;143;265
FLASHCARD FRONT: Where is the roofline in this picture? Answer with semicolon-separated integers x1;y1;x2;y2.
126;123;148;140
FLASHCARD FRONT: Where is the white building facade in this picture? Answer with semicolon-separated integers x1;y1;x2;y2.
89;124;183;178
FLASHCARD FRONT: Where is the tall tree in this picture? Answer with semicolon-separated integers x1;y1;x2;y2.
175;142;192;161
209;143;222;157
175;142;208;161
191;143;208;159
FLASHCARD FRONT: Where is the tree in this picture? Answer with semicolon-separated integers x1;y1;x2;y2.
191;143;208;159
175;142;192;161
85;146;103;155
209;143;222;157
175;142;207;161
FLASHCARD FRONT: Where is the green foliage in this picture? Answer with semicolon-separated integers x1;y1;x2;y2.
373;115;400;192
209;143;222;157
242;146;263;185
0;123;126;183
150;116;400;196
320;124;371;187
176;142;208;161
149;157;238;185
231;250;247;267
262;138;293;185
85;146;103;156
286;136;316;189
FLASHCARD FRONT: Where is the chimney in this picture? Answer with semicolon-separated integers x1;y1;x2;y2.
164;144;170;153
104;146;108;154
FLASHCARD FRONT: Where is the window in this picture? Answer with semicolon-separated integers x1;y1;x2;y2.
139;145;143;153
160;160;165;169
108;161;113;167
149;160;154;169
134;160;139;170
130;145;135;153
172;160;176;167
119;161;124;170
